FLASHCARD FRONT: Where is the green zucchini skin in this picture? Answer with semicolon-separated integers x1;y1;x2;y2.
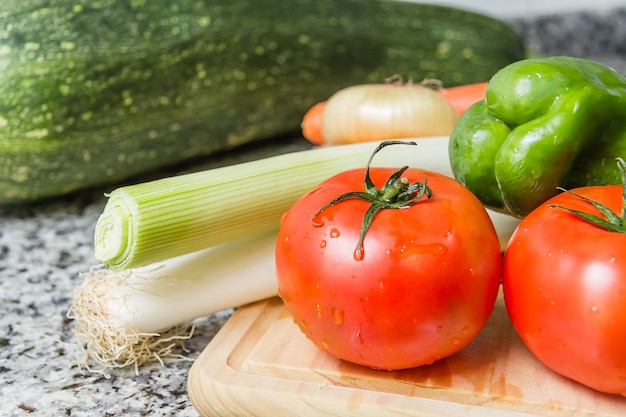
0;0;525;205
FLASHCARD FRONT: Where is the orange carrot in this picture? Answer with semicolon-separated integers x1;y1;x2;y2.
300;101;327;145
437;82;488;115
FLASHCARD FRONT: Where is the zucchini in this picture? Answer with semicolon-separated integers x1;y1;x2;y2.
0;0;526;205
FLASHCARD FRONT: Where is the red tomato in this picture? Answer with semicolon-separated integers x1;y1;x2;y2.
503;185;626;395
275;146;502;370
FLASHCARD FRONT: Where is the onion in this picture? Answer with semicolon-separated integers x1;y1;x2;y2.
320;78;459;145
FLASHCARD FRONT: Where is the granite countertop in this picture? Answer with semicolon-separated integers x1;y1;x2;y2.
0;137;310;417
2;8;626;417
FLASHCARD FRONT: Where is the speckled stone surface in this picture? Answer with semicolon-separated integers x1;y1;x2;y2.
2;9;626;417
0;137;310;417
511;7;626;73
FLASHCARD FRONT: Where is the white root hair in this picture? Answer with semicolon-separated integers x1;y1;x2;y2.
67;266;194;377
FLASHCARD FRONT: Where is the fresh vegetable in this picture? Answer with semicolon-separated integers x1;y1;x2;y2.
301;81;487;145
437;81;489;115
502;158;626;396
276;141;502;370
301;102;328;145
449;56;626;218
0;0;526;206
68;231;278;374
319;78;459;145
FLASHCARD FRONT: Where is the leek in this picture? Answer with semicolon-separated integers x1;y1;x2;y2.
68;230;278;375
95;138;456;271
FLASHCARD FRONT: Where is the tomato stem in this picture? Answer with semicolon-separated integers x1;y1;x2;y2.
548;157;626;233
311;140;432;260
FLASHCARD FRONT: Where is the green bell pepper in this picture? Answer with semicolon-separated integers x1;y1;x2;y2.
449;56;626;218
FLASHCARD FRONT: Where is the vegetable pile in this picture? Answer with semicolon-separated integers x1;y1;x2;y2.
71;141;444;372
452;57;626;396
274;139;626;395
69;138;518;374
67;55;626;399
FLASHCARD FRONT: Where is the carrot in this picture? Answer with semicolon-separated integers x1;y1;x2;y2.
300;82;488;145
437;82;488;115
300;101;327;145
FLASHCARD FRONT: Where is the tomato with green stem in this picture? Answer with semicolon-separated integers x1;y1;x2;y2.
275;141;502;370
503;158;626;395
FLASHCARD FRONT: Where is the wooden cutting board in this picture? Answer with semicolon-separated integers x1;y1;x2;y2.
188;292;626;416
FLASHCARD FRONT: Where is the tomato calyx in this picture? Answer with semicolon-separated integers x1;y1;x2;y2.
311;140;432;260
548;157;626;233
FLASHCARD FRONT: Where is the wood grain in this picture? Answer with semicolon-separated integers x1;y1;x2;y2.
188;292;626;416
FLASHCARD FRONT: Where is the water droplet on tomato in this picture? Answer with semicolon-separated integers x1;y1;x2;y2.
320;240;327;248
590;306;599;314
331;307;344;325
353;248;364;261
303;232;308;239
436;325;444;333
330;228;340;238
451;337;461;345
461;326;469;334
316;303;323;319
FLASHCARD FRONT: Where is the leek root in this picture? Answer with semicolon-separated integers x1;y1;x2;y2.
68;230;278;375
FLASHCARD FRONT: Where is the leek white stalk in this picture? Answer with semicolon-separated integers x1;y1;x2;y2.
95;137;456;271
68;230;278;375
